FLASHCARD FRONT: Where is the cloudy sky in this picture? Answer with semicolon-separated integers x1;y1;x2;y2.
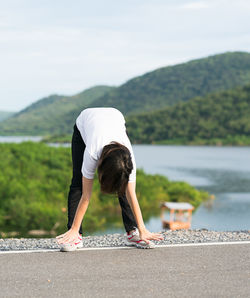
1;0;250;111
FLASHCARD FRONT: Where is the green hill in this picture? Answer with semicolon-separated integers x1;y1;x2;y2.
1;51;250;136
0;111;16;122
0;86;114;135
126;84;250;145
89;52;250;115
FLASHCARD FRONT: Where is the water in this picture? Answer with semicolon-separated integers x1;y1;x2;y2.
133;145;250;232
0;136;42;143
1;137;250;233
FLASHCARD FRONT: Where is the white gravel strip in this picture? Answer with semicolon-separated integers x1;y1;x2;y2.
1;241;250;255
0;229;249;252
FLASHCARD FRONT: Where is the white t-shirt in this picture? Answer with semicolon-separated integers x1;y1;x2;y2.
76;107;136;182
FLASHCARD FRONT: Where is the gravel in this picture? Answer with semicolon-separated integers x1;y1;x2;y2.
0;229;250;251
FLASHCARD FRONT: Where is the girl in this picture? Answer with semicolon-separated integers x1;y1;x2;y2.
56;107;163;251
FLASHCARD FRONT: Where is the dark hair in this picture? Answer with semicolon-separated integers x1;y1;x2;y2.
97;142;133;196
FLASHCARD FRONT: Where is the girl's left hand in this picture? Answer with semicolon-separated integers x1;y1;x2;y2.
139;228;164;243
56;228;79;245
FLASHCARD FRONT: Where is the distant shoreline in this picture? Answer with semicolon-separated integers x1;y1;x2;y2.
42;135;250;146
1;134;250;146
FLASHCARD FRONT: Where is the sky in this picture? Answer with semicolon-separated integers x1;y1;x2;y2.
1;0;250;111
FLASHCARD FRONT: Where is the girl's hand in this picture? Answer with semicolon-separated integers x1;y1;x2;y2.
56;228;79;245
139;228;163;244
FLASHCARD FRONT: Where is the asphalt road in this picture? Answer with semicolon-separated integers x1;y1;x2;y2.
0;243;250;298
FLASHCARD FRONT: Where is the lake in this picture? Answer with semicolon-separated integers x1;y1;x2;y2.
1;137;250;233
133;145;250;233
0;136;42;143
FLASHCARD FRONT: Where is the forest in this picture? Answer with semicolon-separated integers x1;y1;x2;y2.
0;142;209;237
126;84;250;145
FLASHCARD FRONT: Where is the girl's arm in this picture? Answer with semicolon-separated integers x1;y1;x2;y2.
56;176;93;244
126;182;163;243
71;177;93;232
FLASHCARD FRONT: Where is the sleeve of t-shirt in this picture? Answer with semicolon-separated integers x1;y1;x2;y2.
128;149;136;183
123;134;136;182
81;149;98;179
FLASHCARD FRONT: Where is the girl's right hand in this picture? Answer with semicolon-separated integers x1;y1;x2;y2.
139;228;163;244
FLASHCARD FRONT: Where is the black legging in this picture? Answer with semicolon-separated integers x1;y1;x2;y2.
67;124;138;234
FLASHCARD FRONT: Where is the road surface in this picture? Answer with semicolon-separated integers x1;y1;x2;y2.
0;243;249;297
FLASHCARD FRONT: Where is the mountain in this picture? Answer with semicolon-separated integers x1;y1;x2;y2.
1;51;250;136
89;51;250;115
126;84;250;144
0;86;114;135
0;111;16;122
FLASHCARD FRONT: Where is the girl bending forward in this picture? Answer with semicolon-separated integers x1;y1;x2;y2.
56;107;163;251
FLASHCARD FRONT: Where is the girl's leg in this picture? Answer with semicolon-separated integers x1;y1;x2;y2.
118;194;138;233
67;124;86;235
